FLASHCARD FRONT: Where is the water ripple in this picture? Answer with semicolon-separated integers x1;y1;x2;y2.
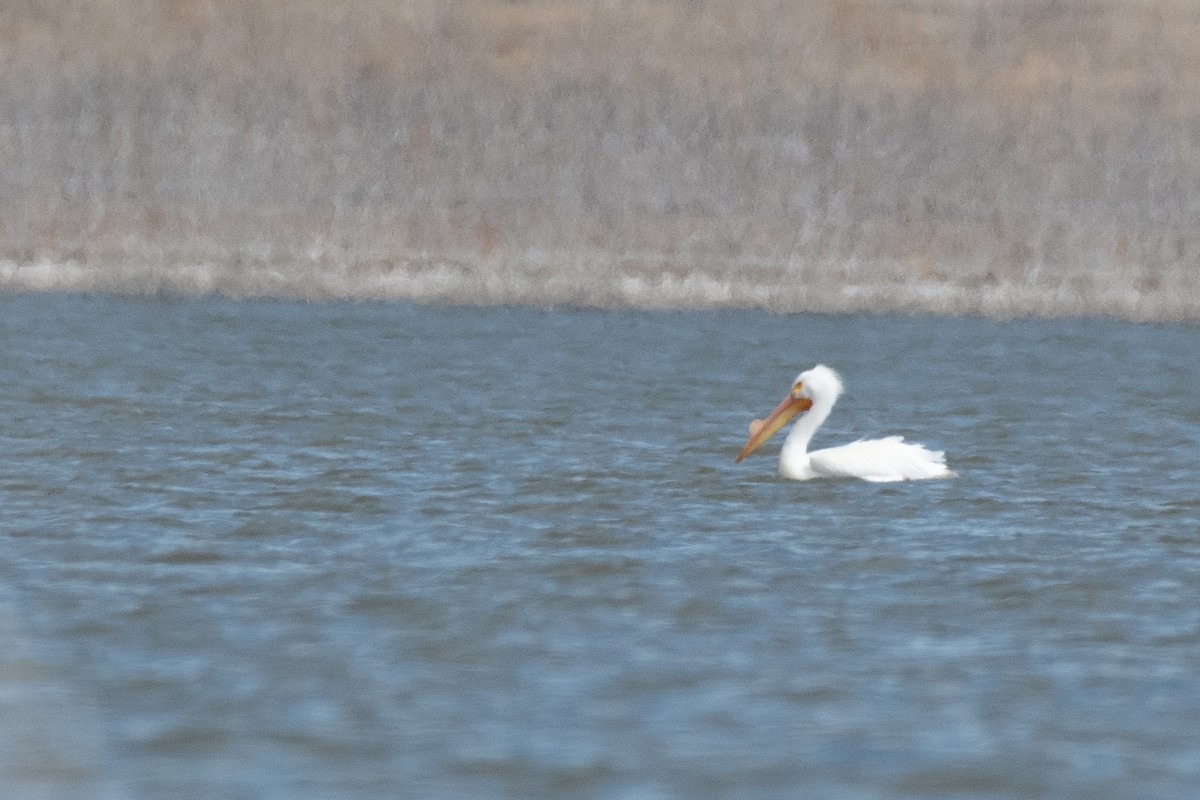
0;296;1198;799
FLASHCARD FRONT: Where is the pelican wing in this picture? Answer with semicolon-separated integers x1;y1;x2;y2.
808;436;952;482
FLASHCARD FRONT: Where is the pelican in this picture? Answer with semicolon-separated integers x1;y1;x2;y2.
735;365;954;482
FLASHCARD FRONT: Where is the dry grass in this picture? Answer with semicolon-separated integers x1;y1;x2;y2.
3;0;1200;316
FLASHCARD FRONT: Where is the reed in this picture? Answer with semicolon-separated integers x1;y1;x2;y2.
3;1;1199;317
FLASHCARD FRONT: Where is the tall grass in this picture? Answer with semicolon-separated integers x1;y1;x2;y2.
2;0;1199;317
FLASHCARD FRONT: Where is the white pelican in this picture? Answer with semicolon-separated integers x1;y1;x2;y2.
735;364;954;482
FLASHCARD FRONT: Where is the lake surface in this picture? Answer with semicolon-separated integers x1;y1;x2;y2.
1;293;1198;799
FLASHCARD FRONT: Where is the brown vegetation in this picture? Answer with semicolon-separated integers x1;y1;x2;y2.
3;1;1200;317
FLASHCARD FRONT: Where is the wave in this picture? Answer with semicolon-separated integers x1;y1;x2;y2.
0;593;124;799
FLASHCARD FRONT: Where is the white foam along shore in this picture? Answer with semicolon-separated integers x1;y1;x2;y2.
2;256;1198;323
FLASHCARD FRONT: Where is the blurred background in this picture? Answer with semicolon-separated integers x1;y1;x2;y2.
3;0;1199;317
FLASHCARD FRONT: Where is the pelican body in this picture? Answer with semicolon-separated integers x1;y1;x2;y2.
736;365;954;482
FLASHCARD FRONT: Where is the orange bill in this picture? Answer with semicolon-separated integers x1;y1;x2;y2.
735;393;813;462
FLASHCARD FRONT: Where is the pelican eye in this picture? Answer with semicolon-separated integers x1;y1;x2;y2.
791;381;804;398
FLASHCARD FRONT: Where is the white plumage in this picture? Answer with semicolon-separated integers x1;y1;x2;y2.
736;365;954;482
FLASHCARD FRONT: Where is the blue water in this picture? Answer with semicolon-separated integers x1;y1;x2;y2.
1;293;1198;799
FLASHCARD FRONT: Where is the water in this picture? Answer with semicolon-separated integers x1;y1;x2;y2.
1;292;1199;799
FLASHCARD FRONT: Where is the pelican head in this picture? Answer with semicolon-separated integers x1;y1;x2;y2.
735;364;842;462
795;364;843;404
